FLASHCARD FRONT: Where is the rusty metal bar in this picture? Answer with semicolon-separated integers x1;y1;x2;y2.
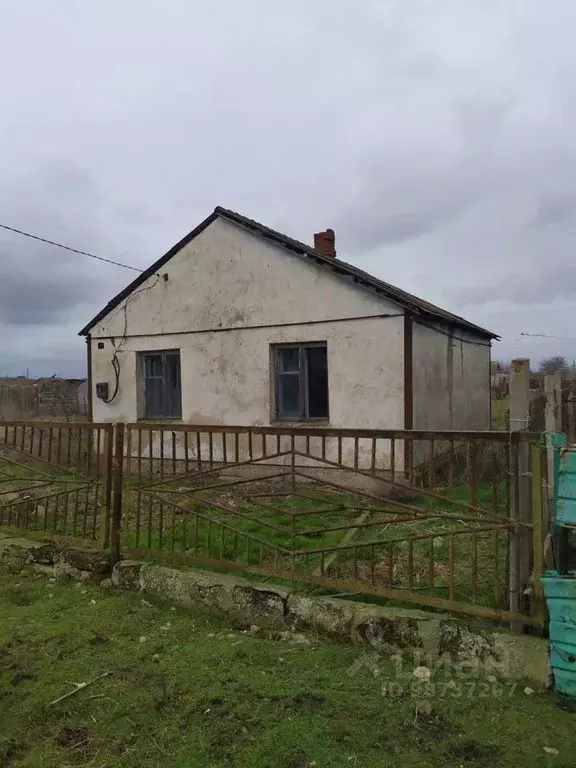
493;531;500;607
448;439;455;487
407;540;414;590
139;451;290;490
428;439;435;489
172;432;177;475
184;431;189;475
196;431;202;471
170;501;176;554
295;457;513;525
110;424;124;562
472;532;478;603
449;535;455;601
37;427;44;461
222;432;228;465
181;507;188;554
469;441;478;506
99;427;113;549
122;421;539;442
428;539;434;590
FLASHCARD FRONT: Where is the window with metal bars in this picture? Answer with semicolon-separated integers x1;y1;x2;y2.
273;342;329;421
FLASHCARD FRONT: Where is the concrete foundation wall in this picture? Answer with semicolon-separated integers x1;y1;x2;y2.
0;536;550;688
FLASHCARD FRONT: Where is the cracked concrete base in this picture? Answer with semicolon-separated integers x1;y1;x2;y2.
0;536;550;687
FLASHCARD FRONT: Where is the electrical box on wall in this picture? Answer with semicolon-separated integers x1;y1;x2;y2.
96;382;109;401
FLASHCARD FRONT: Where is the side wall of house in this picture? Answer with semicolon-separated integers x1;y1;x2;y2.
412;320;491;431
88;217;406;469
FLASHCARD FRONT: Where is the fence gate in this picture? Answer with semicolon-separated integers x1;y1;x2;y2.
121;424;545;627
0;422;112;546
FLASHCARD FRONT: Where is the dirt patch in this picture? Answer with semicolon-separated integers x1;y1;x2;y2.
4;587;32;606
88;633;109;646
56;726;90;748
268;750;314;768
403;710;458;741
448;739;502;767
0;738;25;767
10;670;36;686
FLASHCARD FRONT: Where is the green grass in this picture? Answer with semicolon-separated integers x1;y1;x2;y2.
0;565;575;767
492;398;509;429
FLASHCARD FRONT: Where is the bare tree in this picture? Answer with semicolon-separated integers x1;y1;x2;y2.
539;355;568;375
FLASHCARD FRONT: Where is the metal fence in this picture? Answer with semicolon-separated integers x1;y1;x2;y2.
0;421;112;546
0;420;546;628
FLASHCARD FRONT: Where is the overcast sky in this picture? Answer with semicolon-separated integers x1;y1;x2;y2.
1;0;575;377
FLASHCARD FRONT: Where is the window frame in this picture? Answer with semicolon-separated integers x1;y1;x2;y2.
272;341;329;422
138;349;182;421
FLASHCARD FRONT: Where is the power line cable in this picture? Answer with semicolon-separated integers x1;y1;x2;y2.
499;331;576;343
4;221;576;345
0;222;143;272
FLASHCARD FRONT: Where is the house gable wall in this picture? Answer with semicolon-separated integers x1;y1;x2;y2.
89;217;406;439
92;217;399;338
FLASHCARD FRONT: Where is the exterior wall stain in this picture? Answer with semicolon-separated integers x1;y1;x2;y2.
412;321;490;431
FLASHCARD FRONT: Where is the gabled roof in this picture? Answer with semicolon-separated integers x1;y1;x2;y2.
79;206;497;339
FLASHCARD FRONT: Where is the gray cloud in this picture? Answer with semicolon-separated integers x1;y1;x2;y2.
1;0;576;373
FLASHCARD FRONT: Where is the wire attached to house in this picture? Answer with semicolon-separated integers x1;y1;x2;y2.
101;275;161;404
0;222;143;272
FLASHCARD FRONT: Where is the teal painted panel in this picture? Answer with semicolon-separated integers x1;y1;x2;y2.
541;574;576;600
553;667;576;697
557;447;576;527
549;620;576;643
541;573;576;698
550;642;576;672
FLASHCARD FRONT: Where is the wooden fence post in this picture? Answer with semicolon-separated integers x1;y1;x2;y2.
110;423;125;563
509;358;531;631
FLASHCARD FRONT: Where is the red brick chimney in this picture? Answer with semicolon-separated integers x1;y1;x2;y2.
314;228;336;258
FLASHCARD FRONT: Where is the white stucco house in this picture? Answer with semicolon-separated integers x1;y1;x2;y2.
80;207;496;447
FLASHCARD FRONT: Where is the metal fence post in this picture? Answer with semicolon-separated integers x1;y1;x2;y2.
110;423;125;562
530;442;546;627
509;358;531;632
99;425;114;549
